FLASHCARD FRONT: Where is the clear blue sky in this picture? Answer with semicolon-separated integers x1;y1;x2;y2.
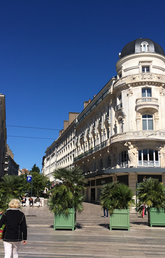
1;0;165;172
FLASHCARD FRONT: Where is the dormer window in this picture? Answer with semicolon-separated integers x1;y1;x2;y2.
141;41;149;52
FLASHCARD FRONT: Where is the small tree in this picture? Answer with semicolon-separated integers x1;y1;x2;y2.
30;164;40;173
48;167;86;216
0;175;25;211
25;164;51;196
136;177;165;212
100;182;134;214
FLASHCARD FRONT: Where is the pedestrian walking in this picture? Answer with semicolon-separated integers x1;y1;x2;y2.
35;196;41;207
142;203;145;218
103;207;108;217
0;199;27;258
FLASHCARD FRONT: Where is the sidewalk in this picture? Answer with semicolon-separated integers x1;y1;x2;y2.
0;203;165;257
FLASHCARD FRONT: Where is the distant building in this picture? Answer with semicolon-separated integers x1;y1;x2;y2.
4;144;19;176
42;38;165;202
20;168;30;175
42;112;79;181
0;94;7;177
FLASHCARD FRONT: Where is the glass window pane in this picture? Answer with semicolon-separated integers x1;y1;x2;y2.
155;150;158;161
143;149;147;160
138;150;142;160
149;149;153;160
148;120;153;130
146;66;150;72
143;120;147;130
147;89;151;97
142;89;146;97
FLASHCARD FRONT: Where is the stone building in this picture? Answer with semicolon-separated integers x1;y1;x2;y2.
42;38;165;202
4;144;19;176
42;112;79;182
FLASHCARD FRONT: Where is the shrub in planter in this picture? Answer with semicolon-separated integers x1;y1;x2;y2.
48;167;86;230
100;182;134;230
136;177;165;226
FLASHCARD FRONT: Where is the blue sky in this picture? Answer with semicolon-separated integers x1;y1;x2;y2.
1;0;165;172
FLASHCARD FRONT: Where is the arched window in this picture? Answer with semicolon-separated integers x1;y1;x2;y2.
141;41;149;52
138;149;159;167
142;115;153;130
119;151;128;168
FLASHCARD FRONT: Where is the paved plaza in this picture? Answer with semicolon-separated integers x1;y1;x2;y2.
0;202;165;257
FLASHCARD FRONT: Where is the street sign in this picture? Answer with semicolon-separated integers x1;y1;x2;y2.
27;175;32;182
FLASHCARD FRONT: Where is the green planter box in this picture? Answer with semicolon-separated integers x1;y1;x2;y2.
54;208;76;231
110;209;130;230
148;208;165;227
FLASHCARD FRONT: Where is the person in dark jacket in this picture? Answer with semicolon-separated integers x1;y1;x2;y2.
0;199;27;258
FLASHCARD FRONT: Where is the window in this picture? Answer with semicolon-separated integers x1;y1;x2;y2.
107;156;111;168
119;151;128;168
119;72;122;78
142;66;150;73
142;88;151;97
100;159;103;170
141;41;149;52
142;115;153;130
138;149;159;167
115;93;122;111
118;93;122;102
118;118;123;133
93;161;96;172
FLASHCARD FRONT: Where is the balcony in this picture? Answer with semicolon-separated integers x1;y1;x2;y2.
114;73;165;90
74;140;109;162
136;97;159;112
110;130;165;144
76;88;110;126
138;160;160;167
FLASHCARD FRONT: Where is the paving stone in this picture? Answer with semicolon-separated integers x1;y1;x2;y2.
0;203;165;257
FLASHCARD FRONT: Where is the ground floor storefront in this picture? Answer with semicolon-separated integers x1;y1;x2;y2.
84;168;165;203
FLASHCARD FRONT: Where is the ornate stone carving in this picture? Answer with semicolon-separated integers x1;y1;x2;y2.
159;145;165;167
159;86;165;96
127;85;133;96
124;142;137;167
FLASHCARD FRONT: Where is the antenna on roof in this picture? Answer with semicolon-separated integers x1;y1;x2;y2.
140;32;142;39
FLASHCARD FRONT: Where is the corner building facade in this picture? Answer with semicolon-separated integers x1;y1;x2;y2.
43;38;165;202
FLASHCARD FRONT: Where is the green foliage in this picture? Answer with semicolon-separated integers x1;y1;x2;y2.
26;171;51;197
0;175;25;211
100;182;134;214
25;164;51;196
48;167;86;216
30;164;40;173
136;177;165;212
